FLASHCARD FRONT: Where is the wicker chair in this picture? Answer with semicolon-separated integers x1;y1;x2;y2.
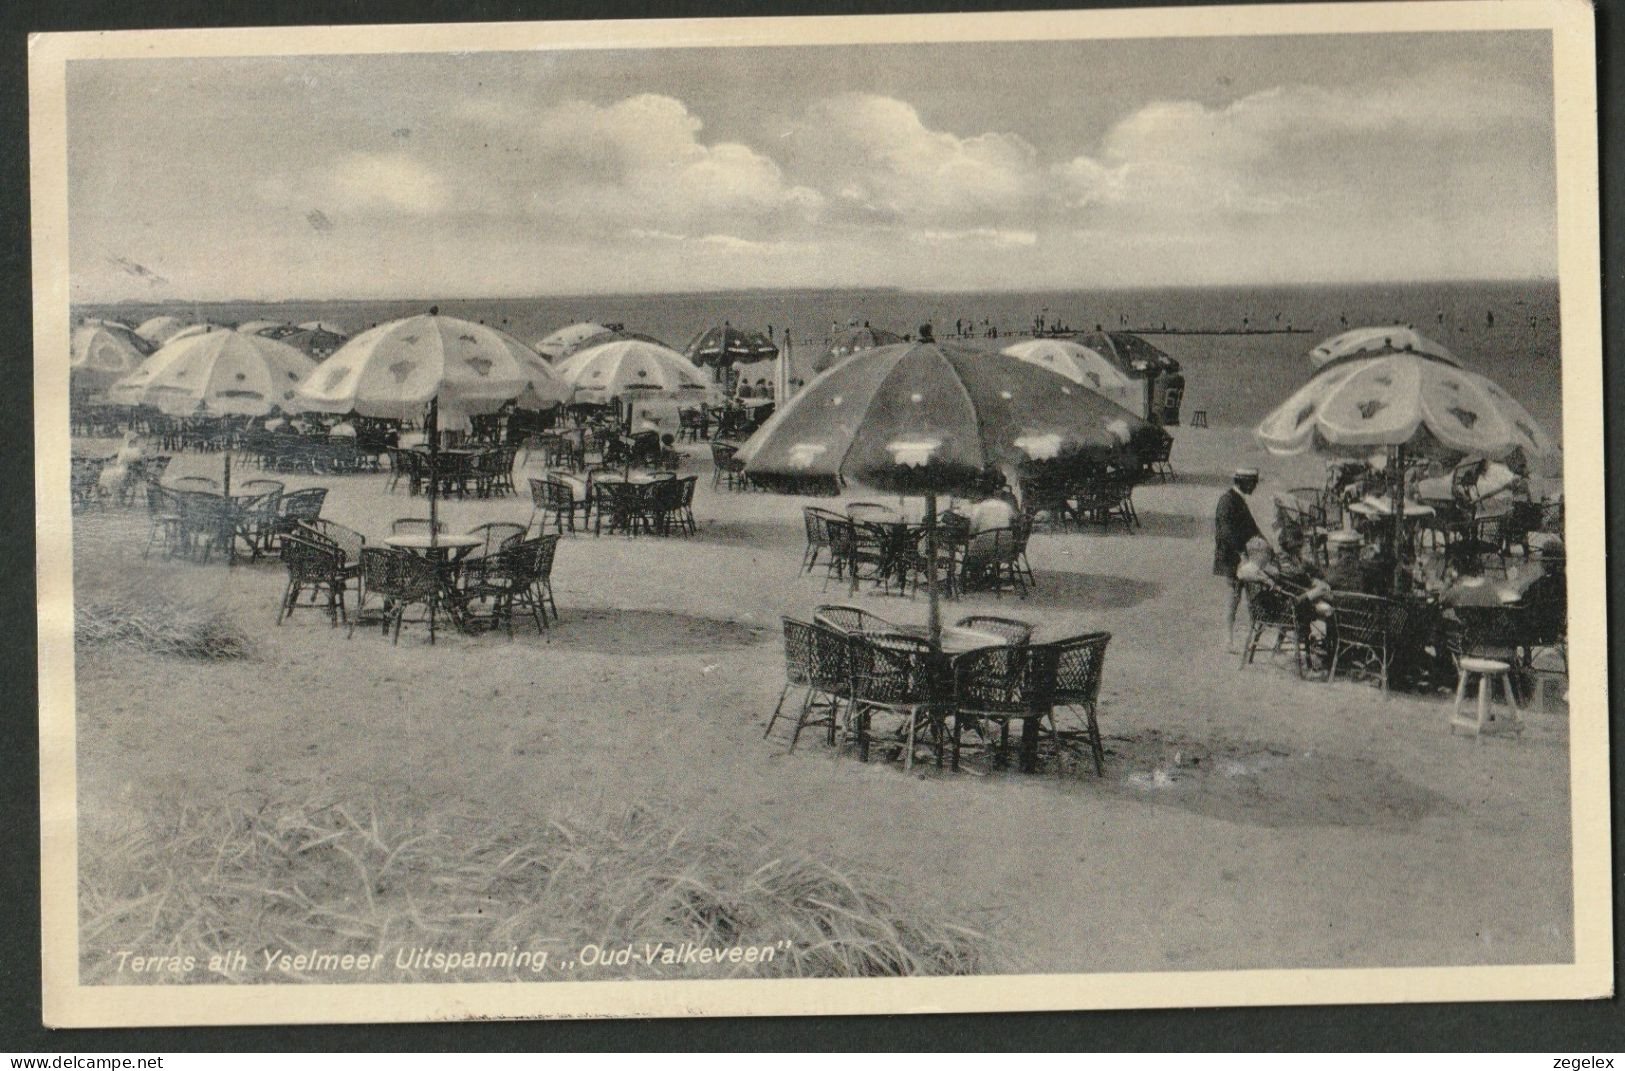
763;618;852;751
277;535;351;626
528;534;561;624
710;441;748;491
529;476;591;534
174;490;235;563
959;526;1027;598
1140;430;1175;482
350;546;440;644
295;518;365;578
461;522;526;586
141;481;184;559
1047;631;1112;776
1239;580;1309;678
843;631;941;770
232;479;285;561
273;487;329;546
951;641;1052;772
461;541;547;636
593;481;654;537
1327;592;1400;697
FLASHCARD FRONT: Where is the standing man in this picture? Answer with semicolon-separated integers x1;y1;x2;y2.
1215;467;1263;650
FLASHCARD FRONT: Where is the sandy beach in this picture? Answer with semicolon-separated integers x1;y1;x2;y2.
70;423;1573;978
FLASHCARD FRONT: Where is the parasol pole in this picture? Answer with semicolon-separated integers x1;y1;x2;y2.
1390;443;1405;595
924;490;942;653
427;394;440;645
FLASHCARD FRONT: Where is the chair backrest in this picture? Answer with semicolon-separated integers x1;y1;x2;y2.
529;533;560;583
281;534;344;583
813;603;897;635
357;546;401;594
953;642;1040;714
677;476;697;508
144;480;178;517
780;617;815;686
278;487;328;522
298;518;366;563
1049;631;1111;709
1242;579;1298;625
1447;603;1525;658
964;526;1019;563
529;476;551;508
467;522;526;558
391;517;446;536
1330;593;1392;648
954;615;1034;645
849;631;935;705
802;507;828;546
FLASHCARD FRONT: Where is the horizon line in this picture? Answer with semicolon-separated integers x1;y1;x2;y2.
71;276;1561;308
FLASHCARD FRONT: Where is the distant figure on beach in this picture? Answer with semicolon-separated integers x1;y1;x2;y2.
1215;467;1262;651
1486;310;1495;327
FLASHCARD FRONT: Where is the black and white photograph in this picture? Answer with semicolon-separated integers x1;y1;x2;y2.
30;0;1609;1026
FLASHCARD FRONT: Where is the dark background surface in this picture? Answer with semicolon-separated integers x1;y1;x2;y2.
1;0;1619;1052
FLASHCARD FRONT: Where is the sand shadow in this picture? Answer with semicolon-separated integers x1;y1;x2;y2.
1077;730;1447;830
1046;510;1205;540
1019;570;1162;610
688;520;804;552
543;607;773;655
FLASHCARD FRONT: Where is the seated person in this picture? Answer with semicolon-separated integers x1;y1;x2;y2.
961;481;1020;589
968;485;1017;537
1323;531;1379;594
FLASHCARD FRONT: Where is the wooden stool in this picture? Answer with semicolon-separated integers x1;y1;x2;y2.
1449;656;1526;741
1190;410;1208;428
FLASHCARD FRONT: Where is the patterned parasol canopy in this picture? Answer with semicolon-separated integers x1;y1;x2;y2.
553;339;717;403
1000;338;1140;409
109;329;317;416
1254;348;1556;462
70;323;149;394
812;322;906;374
1308;325;1456;369
684;323;779;369
739;340;1158;496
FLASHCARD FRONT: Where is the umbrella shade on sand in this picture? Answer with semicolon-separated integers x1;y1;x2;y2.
740;339;1158;648
813;322;906;374
135;315;189;346
535;321;611;360
110;329;316;417
1308;325;1456;369
70;323;149;395
553;339;716;403
1000;338;1140;409
684;323;779;369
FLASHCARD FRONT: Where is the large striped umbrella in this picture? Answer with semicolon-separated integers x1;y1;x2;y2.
740;339;1157;647
684;323;779;369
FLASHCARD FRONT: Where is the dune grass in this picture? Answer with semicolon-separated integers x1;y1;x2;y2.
75;578;254;662
80;793;1002;984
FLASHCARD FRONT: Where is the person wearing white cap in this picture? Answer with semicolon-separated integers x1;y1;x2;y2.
1215;466;1263;650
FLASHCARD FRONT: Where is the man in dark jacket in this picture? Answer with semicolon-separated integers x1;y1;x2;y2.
1215;467;1262;650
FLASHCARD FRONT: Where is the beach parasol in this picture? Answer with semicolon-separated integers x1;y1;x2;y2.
1308;325;1456;369
298;320;349;335
280;323;350;359
548;326;668;363
553;339;717;404
237;319;294;337
70;322;149;396
166;322;230;343
110;329;317;534
812;322;906;374
1078;331;1182;376
1000;338;1140;409
535;322;611;360
296;309;545;637
683;323;779;370
1255;327;1557;586
135;315;189;346
739;339;1158;650
81;318;155;355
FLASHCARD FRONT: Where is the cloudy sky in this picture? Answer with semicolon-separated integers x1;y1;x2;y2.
66;31;1557;300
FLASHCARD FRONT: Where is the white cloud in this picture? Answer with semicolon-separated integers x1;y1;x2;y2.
787;93;1043;225
912;227;1038;248
326;152;452;215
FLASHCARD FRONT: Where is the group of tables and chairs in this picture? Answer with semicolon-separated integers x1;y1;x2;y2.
278;515;561;643
765;604;1112;776
526;468;697;538
384;445;521;500
1018;465;1144;534
1242;474;1566;734
142;477;327;566
800;503;1036;601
